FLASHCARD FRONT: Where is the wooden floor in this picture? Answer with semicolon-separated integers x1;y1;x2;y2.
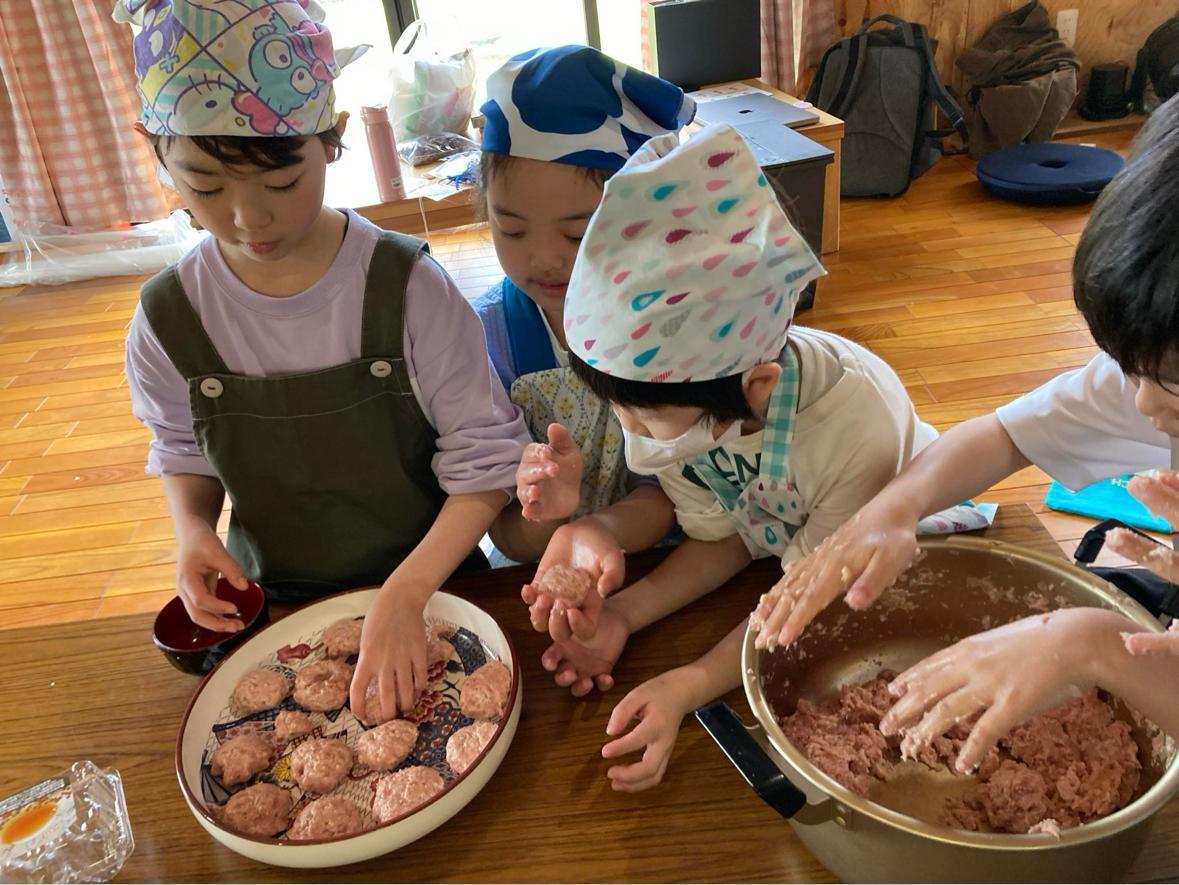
0;130;1137;628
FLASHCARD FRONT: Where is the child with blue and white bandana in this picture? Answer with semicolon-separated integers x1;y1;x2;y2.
475;46;694;581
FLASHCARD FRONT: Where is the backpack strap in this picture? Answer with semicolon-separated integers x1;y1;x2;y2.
858;13;909;33
1130;45;1150;113
824;34;869;119
806;39;844;105
909;23;969;141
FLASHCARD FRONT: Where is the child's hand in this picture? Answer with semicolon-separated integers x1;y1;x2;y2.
175;521;248;632
879;608;1113;774
539;604;630;697
517;423;582;521
1105;470;1179;657
521;516;625;641
600;670;693;792
351;581;429;720
751;506;920;651
1106;470;1179;585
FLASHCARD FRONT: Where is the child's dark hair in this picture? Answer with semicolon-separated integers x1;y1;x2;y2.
150;129;345;171
1074;95;1179;383
477;151;612;216
569;351;756;423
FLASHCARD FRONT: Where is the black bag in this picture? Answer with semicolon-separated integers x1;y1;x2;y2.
806;14;968;197
1131;15;1179;112
1074;519;1178;622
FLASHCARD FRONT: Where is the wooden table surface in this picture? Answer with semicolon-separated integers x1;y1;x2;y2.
3;504;1176;883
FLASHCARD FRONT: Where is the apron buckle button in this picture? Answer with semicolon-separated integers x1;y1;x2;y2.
199;378;224;398
370;360;393;378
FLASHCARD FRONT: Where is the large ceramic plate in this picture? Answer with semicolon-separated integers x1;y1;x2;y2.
175;589;521;868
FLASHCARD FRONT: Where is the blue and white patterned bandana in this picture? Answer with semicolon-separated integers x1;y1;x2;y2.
480;45;696;172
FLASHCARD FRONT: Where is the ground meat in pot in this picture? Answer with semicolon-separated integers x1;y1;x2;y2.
780;675;1140;834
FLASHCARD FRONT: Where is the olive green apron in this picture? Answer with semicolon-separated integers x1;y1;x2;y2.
140;232;484;603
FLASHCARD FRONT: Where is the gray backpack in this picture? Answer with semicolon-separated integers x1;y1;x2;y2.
807;14;968;197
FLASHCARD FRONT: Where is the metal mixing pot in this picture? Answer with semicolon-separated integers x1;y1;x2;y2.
700;536;1178;883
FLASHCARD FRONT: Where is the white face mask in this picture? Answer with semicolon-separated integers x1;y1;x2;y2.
623;417;743;473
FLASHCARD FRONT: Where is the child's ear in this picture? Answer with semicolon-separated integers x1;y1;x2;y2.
743;362;782;405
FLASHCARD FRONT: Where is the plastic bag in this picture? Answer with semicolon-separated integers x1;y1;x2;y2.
0;211;206;287
431;150;481;188
0;761;134;884
390;19;476;142
398;132;480;167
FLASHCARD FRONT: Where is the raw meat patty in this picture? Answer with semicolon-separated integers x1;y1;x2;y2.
446;721;497;775
371;766;444;823
214;783;291;837
357;720;419;771
357;629;452;725
460;660;512;721
322;617;364;659
274;710;314;743
286;796;363;841
429;631;455;669
293;659;353;712
232;669;291;716
290;738;354;794
358;679;396;726
210;734;273;787
539;565;593;606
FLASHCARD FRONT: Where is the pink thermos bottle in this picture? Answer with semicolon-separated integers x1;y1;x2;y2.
361;105;406;202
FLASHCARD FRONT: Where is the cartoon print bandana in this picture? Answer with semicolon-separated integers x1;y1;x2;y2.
564;124;825;382
480;44;695;172
113;0;366;136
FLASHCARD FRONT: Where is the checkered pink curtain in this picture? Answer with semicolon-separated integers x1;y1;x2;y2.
639;0;654;71
0;0;175;231
761;0;836;95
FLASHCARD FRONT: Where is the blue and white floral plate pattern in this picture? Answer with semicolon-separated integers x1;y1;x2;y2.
176;590;521;868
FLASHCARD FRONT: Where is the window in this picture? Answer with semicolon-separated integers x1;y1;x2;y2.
412;0;588;103
321;0;403;112
325;0;651;115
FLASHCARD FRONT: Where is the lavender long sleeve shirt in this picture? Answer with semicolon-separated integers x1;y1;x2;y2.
125;210;530;495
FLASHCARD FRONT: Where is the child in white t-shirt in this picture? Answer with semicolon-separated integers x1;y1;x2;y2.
519;125;942;790
754;96;1179;773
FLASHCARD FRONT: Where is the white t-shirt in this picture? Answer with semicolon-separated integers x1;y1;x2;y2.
995;353;1172;490
653;326;937;565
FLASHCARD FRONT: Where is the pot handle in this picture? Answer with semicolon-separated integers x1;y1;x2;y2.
696;701;809;819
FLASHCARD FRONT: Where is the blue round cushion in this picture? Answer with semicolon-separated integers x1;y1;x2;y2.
976;143;1124;205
